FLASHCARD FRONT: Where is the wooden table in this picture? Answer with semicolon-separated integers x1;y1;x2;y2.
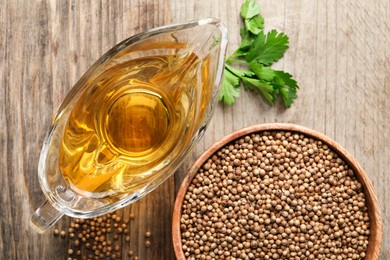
1;0;389;259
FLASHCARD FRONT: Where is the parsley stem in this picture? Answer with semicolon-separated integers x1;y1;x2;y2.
226;55;237;63
226;59;247;64
226;48;242;62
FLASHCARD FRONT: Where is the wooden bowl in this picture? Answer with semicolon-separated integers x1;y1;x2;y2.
172;123;382;259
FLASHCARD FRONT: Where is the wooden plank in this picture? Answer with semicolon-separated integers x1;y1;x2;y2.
0;0;389;259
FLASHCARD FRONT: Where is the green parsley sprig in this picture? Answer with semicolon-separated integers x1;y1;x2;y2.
219;0;299;107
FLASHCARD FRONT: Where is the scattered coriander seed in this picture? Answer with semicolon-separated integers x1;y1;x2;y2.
145;231;151;238
53;210;152;258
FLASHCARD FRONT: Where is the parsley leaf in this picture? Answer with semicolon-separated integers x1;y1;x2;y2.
273;71;299;107
219;68;241;105
219;0;299;107
245;16;264;35
249;62;275;81
246;30;289;65
240;0;260;20
242;77;275;105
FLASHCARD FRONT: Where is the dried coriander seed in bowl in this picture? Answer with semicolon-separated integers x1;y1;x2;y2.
172;123;382;260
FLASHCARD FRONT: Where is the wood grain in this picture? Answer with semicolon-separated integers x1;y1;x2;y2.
1;0;389;259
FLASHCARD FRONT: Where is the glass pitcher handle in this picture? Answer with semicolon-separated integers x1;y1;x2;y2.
30;200;64;233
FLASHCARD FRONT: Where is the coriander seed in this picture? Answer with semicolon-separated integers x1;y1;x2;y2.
180;131;370;259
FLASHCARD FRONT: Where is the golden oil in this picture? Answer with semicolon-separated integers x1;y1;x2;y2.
59;52;204;198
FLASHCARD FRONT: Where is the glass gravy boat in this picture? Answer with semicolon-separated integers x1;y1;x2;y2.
31;18;228;233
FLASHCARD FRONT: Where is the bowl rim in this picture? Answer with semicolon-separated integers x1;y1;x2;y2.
172;123;382;260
